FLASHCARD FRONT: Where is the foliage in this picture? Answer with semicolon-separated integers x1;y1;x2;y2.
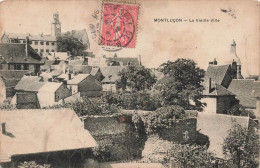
43;95;121;116
227;104;256;119
141;135;215;168
155;59;205;111
56;35;87;56
223;124;259;168
92;144;111;161
145;105;185;134
18;161;51;168
245;75;259;81
116;65;157;92
0;98;16;110
170;144;215;168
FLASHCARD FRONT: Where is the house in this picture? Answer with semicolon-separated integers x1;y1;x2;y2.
14;76;45;109
14;76;71;108
38;82;71;108
0;43;44;74
90;68;104;82
47;52;71;60
99;66;124;92
0;71;29;104
1;33;57;57
202;78;237;114
67;74;102;97
62;29;90;49
106;54;141;66
196;113;257;158
0;109;97;167
228;79;260;110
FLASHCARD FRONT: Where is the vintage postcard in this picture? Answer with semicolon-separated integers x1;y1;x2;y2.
0;0;259;168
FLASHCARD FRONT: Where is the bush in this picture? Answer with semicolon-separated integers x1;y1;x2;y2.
18;161;50;168
145;106;185;134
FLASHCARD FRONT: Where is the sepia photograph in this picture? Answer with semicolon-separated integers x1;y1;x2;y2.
0;0;259;167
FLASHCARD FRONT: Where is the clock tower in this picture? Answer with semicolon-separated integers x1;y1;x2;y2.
51;12;61;36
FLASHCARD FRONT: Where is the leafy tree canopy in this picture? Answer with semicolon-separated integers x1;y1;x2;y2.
155;59;205;110
223;124;259;168
56;35;87;56
116;65;157;92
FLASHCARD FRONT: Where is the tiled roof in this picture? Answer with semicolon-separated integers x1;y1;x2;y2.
205;65;230;85
90;68;100;76
15;75;45;92
0;109;97;162
3;32;56;41
69;65;92;74
67;74;90;85
40;60;56;70
62;29;87;42
203;80;235;96
38;82;62;93
0;43;44;64
100;66;124;83
106;56;140;66
197;113;250;158
228;79;260;108
0;70;29;87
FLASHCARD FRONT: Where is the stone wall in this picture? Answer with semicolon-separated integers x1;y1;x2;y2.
83;114;147;162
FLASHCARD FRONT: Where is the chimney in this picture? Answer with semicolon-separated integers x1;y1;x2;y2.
213;58;217;65
68;73;71;80
208;78;212;93
138;55;142;65
25;36;29;58
236;65;243;79
2;123;6;134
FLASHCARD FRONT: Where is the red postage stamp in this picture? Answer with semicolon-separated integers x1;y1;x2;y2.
100;2;139;48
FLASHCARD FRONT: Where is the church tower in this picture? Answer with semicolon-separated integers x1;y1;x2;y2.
230;40;243;79
51;12;61;36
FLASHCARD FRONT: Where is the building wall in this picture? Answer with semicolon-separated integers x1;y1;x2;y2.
256;98;260;119
55;84;71;102
0;77;6;104
1;34;9;43
221;70;233;88
217;96;232;114
201;97;217;114
78;76;102;92
30;40;57;57
102;83;116;92
83;115;146;162
16;92;39;109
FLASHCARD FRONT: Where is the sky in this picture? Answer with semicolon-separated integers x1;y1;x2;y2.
0;0;259;76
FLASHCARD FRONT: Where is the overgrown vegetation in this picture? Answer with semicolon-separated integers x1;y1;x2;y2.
223;124;259;168
18;161;50;168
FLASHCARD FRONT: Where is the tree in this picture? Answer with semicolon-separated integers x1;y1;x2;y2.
145;105;185;134
116;65;156;92
56;35;87;56
223;124;259;168
170;144;215;168
18;161;50;168
155;59;205;111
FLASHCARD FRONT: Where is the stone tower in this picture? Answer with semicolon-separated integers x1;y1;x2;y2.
51;12;61;36
230;40;243;79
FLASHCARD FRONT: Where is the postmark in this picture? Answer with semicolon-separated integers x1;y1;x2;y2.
99;2;139;48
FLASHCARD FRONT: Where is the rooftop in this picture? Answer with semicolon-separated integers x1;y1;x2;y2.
67;74;90;85
0;109;97;162
0;43;43;64
14;75;45;92
3;32;56;41
205;65;230;85
228;79;260;108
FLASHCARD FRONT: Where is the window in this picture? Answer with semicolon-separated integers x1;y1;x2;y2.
51;50;55;52
40;49;44;52
35;41;38;45
23;40;26;43
14;64;22;70
23;64;29;70
35;49;38;52
46;49;49;53
40;41;44;45
46;42;49;45
51;42;55;45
